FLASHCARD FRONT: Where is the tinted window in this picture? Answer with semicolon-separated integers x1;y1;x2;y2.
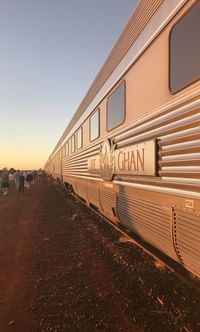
77;127;82;150
71;135;75;153
90;108;99;141
107;81;125;131
170;2;200;93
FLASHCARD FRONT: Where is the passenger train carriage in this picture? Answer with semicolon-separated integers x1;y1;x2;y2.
45;0;200;279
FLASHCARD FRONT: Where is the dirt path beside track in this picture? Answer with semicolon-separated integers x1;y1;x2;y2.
0;180;200;332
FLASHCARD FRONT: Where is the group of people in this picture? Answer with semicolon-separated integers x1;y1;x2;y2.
0;168;43;196
14;170;34;193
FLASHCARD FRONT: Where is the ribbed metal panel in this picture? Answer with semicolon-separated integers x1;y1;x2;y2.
62;143;100;178
99;186;116;216
117;192;177;259
115;97;200;193
158;107;200;188
51;0;164;156
116;101;200;146
62;143;101;201
173;209;200;278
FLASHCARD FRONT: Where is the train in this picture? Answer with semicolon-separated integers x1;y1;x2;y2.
45;0;200;280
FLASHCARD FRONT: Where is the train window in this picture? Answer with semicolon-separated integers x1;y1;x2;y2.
169;1;200;93
65;141;69;156
107;81;125;131
71;135;75;153
76;127;83;150
90;108;99;141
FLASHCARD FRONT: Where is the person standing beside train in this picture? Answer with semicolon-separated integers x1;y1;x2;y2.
1;168;9;196
37;169;42;182
14;170;20;191
18;172;25;194
26;172;33;189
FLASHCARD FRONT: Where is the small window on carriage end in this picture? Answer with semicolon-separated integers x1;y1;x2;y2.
169;1;200;94
77;127;83;150
107;81;125;131
90;108;99;141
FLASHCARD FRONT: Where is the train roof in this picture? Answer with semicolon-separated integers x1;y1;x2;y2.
50;0;164;158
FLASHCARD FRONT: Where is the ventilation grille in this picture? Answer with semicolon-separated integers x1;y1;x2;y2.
173;209;200;278
99;186;116;216
87;184;101;209
117;193;176;259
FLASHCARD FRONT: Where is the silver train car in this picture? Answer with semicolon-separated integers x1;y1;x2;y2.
45;0;200;279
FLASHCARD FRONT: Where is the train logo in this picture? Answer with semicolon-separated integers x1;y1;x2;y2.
100;139;115;181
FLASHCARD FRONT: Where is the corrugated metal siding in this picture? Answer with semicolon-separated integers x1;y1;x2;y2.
62;144;100;178
158;104;200;190
50;96;200;197
173;209;200;278
115;97;200;194
63;143;101;204
51;0;164;156
117;192;177;259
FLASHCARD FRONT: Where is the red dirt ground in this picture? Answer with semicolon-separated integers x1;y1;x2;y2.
0;179;200;332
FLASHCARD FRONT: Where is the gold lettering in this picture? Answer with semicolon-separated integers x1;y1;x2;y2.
123;151;130;171
130;151;137;171
137;148;144;171
118;151;124;171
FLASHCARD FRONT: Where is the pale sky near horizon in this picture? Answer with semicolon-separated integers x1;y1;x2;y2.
0;0;138;170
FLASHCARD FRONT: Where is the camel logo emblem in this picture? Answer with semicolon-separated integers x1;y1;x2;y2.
100;139;115;181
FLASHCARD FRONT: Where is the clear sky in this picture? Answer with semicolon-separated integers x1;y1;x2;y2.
0;0;138;170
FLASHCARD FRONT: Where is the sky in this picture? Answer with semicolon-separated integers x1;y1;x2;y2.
0;0;138;170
